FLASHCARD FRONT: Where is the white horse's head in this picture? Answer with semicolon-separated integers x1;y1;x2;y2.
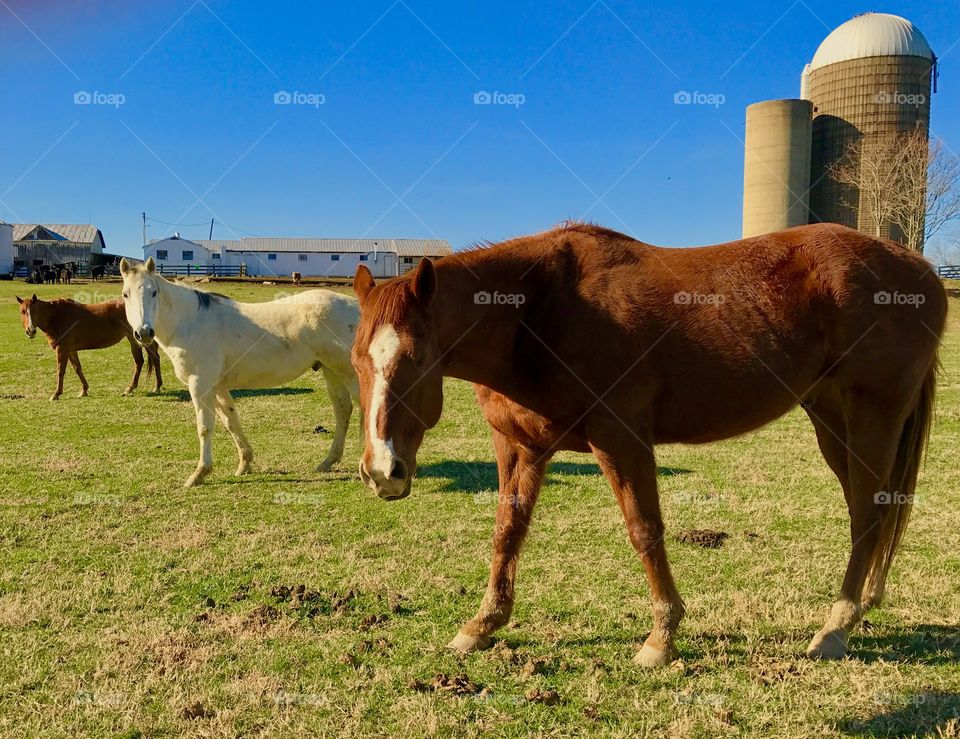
120;257;159;347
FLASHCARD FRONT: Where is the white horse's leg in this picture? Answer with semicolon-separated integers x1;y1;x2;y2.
216;388;253;475
317;367;353;472
185;377;215;488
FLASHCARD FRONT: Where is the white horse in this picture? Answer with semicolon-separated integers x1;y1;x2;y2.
119;257;359;487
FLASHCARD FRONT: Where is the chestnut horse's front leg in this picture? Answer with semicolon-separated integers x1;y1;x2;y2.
50;347;68;401
449;430;549;652
588;419;685;668
124;337;144;395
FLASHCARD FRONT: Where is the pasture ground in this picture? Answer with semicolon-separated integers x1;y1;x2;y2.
1;278;959;738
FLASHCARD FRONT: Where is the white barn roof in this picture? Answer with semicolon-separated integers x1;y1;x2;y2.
810;13;934;71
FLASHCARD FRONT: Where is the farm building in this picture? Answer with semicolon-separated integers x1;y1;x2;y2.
12;224;106;271
0;222;13;277
143;235;453;278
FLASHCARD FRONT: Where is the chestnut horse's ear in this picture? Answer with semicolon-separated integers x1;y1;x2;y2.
411;258;436;306
15;296;22;304
144;256;156;274
353;265;375;304
119;258;132;275
31;294;37;302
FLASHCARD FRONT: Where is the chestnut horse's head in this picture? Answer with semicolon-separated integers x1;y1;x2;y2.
119;256;159;347
15;294;39;338
352;260;442;500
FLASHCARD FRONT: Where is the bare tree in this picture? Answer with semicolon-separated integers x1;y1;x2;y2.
827;134;902;239
891;135;960;252
827;130;960;253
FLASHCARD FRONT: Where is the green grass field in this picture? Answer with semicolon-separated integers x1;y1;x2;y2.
1;278;959;738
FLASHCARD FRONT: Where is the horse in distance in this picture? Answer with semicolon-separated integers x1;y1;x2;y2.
119;257;360;488
350;221;946;666
16;294;163;400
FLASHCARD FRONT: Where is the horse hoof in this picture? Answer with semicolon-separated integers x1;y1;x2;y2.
806;629;848;660
49;394;60;402
447;631;493;653
78;391;88;398
235;464;251;476
316;460;335;473
633;643;678;668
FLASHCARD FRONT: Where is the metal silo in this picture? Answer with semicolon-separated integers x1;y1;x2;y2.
742;99;813;238
806;13;935;241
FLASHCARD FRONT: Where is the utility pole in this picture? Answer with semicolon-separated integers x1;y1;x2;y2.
141;212;147;246
209;218;214;240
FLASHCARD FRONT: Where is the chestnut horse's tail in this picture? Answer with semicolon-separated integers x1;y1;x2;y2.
862;355;939;606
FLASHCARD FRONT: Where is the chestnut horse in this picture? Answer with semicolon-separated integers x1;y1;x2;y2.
350;222;946;665
16;294;162;400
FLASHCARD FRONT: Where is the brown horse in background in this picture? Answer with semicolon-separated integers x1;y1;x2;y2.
16;295;163;400
350;222;946;665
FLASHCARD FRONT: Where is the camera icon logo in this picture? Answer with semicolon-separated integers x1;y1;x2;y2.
474;290;492;305
874;291;891;305
274;91;292;105
473;91;492;105
674;291;692;304
74;91;91;105
673;90;692;105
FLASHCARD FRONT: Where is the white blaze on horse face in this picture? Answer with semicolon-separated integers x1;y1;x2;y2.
367;323;401;478
123;270;159;344
25;304;35;336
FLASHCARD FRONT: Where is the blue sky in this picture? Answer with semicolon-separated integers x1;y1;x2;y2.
1;0;957;256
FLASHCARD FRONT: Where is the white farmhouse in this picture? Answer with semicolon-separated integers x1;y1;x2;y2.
142;235;452;278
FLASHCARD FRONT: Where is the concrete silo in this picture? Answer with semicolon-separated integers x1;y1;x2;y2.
742;99;813;238
0;222;13;277
806;13;935;241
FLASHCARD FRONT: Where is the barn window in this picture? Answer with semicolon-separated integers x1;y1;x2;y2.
267;254;277;261
211;253;221;260
298;254;308;262
156;250;168;260
359;255;368;262
402;257;414;264
330;254;340;261
182;250;194;260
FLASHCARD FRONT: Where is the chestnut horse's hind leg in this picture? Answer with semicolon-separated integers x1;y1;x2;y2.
448;430;549;652
68;352;89;398
149;345;163;392
216;388;253;476
316;367;353;472
124;338;144;395
589;427;684;668
806;401;904;660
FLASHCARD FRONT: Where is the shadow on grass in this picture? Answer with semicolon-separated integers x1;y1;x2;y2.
850;623;960;666
838;690;960;737
152;387;314;402
418;460;691;494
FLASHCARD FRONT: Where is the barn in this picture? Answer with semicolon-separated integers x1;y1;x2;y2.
12;224;106;272
142;235;453;278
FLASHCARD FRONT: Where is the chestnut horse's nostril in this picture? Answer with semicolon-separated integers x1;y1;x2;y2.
389;459;407;481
